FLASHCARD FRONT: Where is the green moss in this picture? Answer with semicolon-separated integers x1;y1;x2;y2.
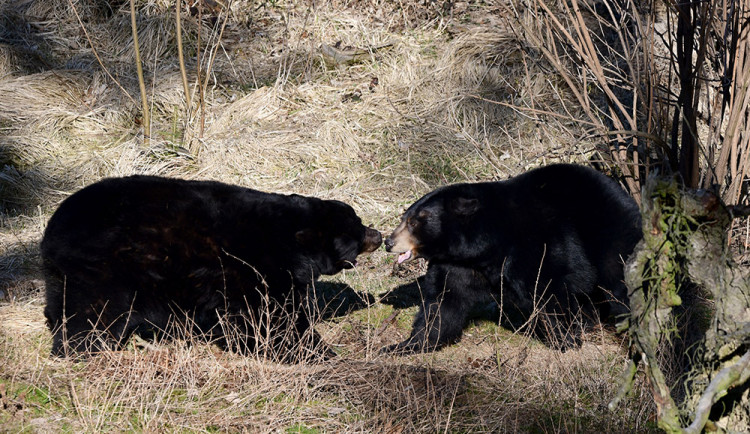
285;424;321;434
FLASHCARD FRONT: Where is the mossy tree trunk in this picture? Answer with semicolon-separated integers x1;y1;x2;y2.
610;177;749;433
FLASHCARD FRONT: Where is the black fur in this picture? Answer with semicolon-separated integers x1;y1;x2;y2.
383;164;642;353
41;175;381;360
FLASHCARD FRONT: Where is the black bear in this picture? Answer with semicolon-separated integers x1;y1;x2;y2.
382;164;641;353
41;175;382;361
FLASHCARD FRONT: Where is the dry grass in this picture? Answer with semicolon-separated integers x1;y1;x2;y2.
0;0;658;431
0;288;655;432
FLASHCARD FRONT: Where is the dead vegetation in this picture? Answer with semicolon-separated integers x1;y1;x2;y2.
0;0;689;431
0;289;655;432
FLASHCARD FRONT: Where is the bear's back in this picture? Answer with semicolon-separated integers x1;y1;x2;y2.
501;164;640;241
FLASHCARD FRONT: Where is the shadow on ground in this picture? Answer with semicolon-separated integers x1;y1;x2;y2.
379;277;501;323
308;281;376;321
0;239;42;301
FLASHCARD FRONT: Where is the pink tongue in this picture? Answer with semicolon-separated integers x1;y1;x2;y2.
397;250;412;264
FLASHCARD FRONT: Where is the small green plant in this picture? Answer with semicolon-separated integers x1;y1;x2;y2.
285;423;321;434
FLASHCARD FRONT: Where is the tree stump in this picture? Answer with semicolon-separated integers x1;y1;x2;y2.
610;176;749;433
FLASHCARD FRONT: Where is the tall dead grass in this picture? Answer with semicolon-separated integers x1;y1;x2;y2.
0;0;603;215
0;285;655;432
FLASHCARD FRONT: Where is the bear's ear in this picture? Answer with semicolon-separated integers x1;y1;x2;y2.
295;228;321;247
450;197;480;216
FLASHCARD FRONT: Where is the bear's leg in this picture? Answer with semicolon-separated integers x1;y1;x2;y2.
217;311;256;355
273;290;335;362
47;307;138;357
533;289;584;351
521;237;599;351
382;264;491;354
288;308;336;362
217;292;333;362
44;272;143;357
47;312;90;357
535;271;597;351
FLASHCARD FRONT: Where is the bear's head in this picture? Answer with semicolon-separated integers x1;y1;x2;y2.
385;184;490;264
295;198;382;279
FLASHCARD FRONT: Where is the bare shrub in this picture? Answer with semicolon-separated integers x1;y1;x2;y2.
511;0;750;207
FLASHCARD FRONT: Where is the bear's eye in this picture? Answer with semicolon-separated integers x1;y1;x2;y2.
407;217;418;228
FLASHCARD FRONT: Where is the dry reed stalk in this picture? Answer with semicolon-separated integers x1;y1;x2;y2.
0;286;653;432
509;0;643;201
703;1;750;205
130;0;151;144
513;0;750;209
196;2;204;143
176;0;191;112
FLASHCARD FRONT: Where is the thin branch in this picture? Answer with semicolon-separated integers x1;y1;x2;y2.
176;0;191;111
686;350;750;434
467;94;600;127
130;0;151;144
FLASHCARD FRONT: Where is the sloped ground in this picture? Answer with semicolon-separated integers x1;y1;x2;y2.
0;0;657;431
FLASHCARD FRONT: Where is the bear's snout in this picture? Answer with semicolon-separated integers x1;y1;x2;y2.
363;227;383;253
384;236;394;251
384;226;414;254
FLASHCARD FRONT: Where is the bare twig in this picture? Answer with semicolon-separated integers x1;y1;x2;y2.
373;310;400;338
686;350;750;434
176;0;191;112
130;0;151;144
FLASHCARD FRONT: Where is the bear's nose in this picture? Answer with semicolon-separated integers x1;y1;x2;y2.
363;227;383;253
384;237;394;251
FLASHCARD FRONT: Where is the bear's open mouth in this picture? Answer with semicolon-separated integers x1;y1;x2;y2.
396;250;413;264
